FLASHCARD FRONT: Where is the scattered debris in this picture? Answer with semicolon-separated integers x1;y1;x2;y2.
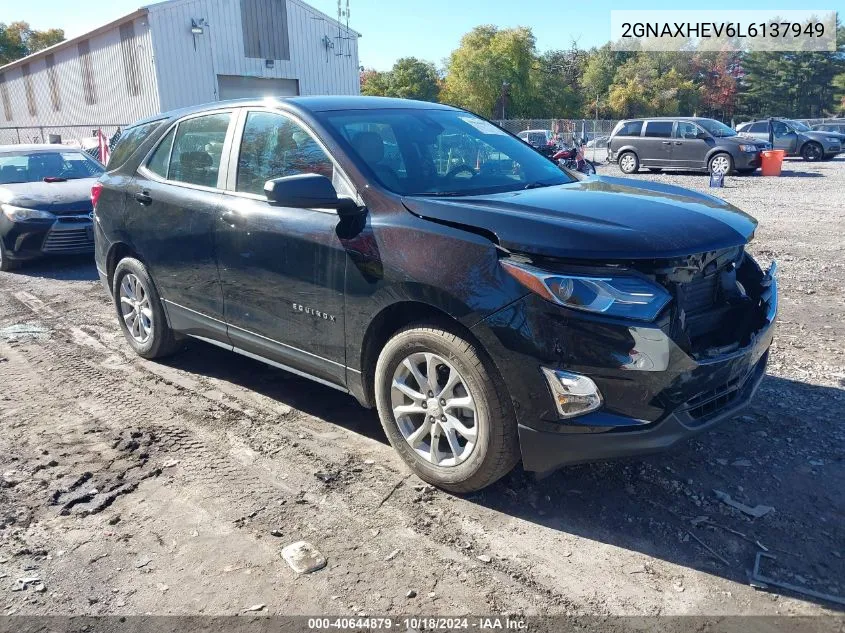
713;490;774;518
135;555;153;569
406;590;417;599
687;530;731;567
245;604;266;612
162;460;180;469
750;552;845;607
270;529;283;538
157;583;169;592
477;555;492;564
12;577;41;592
281;541;327;574
364;460;375;465
376;475;410;508
384;550;400;562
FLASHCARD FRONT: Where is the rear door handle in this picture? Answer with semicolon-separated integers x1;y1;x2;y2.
221;211;247;227
134;191;152;206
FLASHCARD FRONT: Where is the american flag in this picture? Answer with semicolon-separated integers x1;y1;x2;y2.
97;128;111;165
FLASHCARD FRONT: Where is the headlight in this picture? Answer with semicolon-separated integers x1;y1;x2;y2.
501;260;671;321
738;144;759;153
1;204;55;222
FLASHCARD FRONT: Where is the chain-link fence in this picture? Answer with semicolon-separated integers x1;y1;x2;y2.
493;119;620;162
0;124;126;158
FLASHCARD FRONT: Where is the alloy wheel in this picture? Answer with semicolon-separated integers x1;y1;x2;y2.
620;154;636;173
710;155;731;175
804;144;822;161
390;352;478;467
119;273;153;344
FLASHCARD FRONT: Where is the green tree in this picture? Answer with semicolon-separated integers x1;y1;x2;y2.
442;25;537;118
0;21;64;65
580;44;626;117
531;48;585;118
360;58;440;102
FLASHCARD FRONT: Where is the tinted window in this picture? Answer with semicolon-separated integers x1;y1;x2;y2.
0;150;104;184
236;111;334;195
615;121;643;137
748;122;767;133
320;109;571;196
644;121;674;138
109;121;161;169
167;113;231;187
147;127;175;178
676;122;700;139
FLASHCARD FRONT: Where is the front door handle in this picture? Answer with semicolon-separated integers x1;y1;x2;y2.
134;191;152;206
661;141;672;145
221;211;247;227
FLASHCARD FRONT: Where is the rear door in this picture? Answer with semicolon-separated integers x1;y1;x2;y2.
640;120;675;167
672;121;709;169
125;109;236;340
214;108;354;387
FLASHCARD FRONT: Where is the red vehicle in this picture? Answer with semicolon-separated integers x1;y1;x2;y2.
553;139;596;175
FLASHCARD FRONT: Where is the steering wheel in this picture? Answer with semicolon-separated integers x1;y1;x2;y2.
445;164;476;179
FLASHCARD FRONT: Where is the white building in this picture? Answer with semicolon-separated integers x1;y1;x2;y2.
0;0;361;144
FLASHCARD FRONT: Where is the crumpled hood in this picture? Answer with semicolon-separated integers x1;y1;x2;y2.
0;179;97;215
402;176;758;260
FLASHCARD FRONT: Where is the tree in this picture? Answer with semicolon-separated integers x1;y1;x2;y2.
0;22;64;65
360;58;440;102
531;48;585;118
441;25;537;118
580;44;626;117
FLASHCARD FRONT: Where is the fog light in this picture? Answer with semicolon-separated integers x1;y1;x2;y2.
541;367;603;419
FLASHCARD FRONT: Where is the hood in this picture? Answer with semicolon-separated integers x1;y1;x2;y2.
719;135;769;148
0;179;96;216
402;176;757;260
803;130;843;143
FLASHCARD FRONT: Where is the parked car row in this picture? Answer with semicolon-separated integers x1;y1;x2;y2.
607;116;843;176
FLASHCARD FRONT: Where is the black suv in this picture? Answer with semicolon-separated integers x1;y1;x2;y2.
608;117;770;176
94;97;777;492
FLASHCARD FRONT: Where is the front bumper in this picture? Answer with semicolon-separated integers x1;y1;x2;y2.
472;262;777;473
1;214;94;261
734;151;762;170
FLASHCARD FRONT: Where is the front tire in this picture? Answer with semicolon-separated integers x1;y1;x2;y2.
0;240;19;272
112;257;180;359
708;152;734;176
374;325;519;493
618;152;639;174
801;142;823;162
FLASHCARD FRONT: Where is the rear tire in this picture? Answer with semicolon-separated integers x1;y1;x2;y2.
112;257;181;360
801;142;823;162
618;152;639;174
374;324;519;493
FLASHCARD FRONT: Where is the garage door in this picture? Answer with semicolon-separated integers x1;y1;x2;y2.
217;75;299;100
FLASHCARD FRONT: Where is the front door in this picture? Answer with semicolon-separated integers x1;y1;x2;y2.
672;121;709;169
772;121;798;154
125;110;235;340
215;109;352;387
639;120;675;167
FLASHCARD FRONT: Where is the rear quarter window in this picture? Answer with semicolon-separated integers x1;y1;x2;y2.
108;121;163;169
613;121;643;137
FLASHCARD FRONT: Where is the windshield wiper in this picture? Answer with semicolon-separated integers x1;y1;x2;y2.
523;180;559;190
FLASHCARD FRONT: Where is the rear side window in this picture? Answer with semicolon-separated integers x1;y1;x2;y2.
145;113;231;187
109;121;161;169
614;121;643;137
644;121;674;138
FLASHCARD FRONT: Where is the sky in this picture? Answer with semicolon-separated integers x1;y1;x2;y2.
11;0;827;71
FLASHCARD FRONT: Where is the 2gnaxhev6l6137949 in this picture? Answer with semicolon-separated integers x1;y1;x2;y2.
93;97;777;493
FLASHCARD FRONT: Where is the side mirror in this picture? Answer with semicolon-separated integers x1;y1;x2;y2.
264;174;361;216
697;131;709;140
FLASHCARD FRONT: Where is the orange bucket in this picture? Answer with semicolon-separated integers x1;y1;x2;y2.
760;149;785;177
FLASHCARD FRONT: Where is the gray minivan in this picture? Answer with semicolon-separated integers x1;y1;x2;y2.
608;117;770;176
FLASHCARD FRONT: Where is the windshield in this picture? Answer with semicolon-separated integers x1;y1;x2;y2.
787;120;810;132
697;119;737;138
0;150;104;184
319;109;571;196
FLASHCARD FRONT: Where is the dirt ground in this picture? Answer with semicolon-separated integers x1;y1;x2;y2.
0;156;843;620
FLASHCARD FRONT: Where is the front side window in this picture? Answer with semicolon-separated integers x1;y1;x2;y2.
0;150;104;184
676;122;700;139
772;121;791;137
152;112;231;187
697;119;736;138
319;109;571;196
644;121;674;138
236;111;335;195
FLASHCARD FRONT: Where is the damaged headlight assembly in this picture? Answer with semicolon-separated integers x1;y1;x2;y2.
501;260;671;321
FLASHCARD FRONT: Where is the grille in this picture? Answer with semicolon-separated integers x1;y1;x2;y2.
686;377;742;420
678;273;719;314
42;226;94;253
